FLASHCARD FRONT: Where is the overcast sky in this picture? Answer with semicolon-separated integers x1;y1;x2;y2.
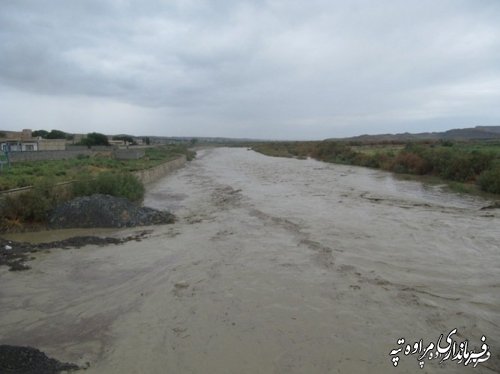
1;0;500;139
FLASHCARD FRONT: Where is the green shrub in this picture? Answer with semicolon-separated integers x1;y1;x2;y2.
470;151;494;175
416;147;493;182
73;172;145;202
441;153;475;182
251;140;500;196
311;142;358;163
478;167;500;194
80;132;110;147
1;180;58;223
390;152;429;175
448;182;475;194
357;152;391;169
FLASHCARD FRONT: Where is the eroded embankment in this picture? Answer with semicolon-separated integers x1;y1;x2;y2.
0;155;187;234
0;230;151;271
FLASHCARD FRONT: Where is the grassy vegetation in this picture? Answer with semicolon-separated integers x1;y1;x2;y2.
1;181;62;225
252;140;500;195
72;172;145;202
0;145;195;231
0;145;195;191
0;173;146;231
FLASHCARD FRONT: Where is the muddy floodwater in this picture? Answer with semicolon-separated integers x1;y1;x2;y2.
1;147;499;373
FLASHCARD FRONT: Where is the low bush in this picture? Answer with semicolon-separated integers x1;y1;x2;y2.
1;172;145;230
251;140;500;196
478;167;500;194
0;180;59;225
73;172;145;202
390;152;429;175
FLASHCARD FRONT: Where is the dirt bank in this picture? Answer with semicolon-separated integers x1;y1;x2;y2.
0;231;151;271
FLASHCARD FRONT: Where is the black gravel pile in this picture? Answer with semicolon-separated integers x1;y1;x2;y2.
480;201;500;210
0;230;151;271
49;194;175;229
0;345;79;374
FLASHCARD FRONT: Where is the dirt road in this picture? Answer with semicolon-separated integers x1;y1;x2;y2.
1;147;499;373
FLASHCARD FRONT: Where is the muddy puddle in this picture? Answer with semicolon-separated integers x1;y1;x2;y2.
0;147;499;373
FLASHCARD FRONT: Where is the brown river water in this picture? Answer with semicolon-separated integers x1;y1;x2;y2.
0;147;499;373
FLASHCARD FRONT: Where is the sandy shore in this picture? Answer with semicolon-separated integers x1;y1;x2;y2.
0;147;499;373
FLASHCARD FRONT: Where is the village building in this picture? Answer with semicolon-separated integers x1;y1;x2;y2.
0;129;67;152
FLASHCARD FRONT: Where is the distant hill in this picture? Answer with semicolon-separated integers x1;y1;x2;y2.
475;126;500;134
330;126;500;142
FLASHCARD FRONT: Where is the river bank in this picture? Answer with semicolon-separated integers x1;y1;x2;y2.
0;148;498;373
0;230;152;271
251;140;500;196
0;152;188;233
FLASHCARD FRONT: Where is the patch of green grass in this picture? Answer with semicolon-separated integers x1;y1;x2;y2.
0;145;194;191
351;144;404;156
446;181;478;194
454;141;500;156
0;145;196;230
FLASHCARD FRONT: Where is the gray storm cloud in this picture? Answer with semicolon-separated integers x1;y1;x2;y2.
1;0;499;139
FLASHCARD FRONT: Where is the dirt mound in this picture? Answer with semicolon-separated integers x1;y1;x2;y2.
480;201;500;210
0;345;80;373
0;231;151;271
49;194;175;229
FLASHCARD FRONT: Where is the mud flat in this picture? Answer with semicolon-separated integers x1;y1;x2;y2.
0;148;499;373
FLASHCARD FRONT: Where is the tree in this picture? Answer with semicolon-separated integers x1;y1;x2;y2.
32;130;49;138
33;129;71;139
80;132;110;147
46;129;67;139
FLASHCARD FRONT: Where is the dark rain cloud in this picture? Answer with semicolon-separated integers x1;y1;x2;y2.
1;0;500;138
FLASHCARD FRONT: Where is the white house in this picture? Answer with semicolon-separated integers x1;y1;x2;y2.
1;139;38;152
